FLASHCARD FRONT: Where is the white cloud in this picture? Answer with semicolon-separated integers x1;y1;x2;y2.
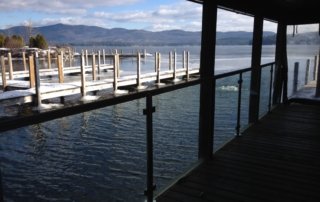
91;1;202;31
0;0;141;14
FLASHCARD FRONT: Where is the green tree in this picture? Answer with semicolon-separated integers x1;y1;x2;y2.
3;35;24;48
29;34;48;49
35;34;48;49
29;36;36;47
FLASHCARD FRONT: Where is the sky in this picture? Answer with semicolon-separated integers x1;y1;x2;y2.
0;0;317;33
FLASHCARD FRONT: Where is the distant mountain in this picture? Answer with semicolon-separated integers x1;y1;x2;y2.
1;23;317;46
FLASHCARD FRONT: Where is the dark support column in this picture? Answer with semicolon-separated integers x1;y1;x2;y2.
198;0;217;159
249;16;263;123
273;23;288;105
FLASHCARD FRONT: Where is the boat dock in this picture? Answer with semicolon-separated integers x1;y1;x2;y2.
0;50;198;107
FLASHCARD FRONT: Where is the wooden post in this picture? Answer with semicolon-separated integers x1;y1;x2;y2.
85;50;89;66
117;53;120;78
156;52;161;85
173;51;177;73
47;49;51;69
34;55;41;106
69;47;72;67
248;16;263;124
186;51;190;80
1;56;6;90
98;50;101;74
28;55;35;88
182;51;186;69
293;62;299;93
198;0;217;159
80;53;86;97
113;54;119;91
305;59;310;85
173;51;177;79
92;53;96;80
169;52;172;71
61;51;64;69
154;52;157;72
8;52;13;80
172;51;180;82
136;52;146;89
103;49;106;65
314;55;319;81
57;54;64;83
22;51;27;71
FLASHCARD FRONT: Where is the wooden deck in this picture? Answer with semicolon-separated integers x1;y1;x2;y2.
156;103;320;202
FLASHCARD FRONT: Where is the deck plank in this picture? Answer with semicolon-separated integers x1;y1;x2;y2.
156;103;320;202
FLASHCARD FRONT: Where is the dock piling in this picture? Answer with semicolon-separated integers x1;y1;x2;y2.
103;49;106;65
85;50;89;67
80;53;87;97
92;53;96;81
305;59;310;85
186;51;190;80
22;51;27;71
293;62;299;93
34;55;42;106
28;55;35;88
98;51;101;74
1;56;7;90
47;49;51;69
113;54;119;91
8;53;13;80
156;52;163;85
57;54;64;83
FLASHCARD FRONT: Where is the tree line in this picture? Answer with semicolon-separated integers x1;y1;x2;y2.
0;34;48;49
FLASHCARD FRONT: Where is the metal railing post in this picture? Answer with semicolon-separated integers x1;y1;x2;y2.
236;73;243;136
143;94;156;202
268;64;274;112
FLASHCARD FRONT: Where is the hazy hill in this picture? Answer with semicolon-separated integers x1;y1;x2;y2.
1;24;318;46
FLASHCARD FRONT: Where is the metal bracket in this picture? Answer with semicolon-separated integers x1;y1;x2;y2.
143;106;156;115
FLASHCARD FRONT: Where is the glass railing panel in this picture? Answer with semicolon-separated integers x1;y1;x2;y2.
153;85;200;191
214;74;240;150
0;100;147;202
259;64;274;117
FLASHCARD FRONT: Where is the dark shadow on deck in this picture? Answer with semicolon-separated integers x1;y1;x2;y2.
156;103;320;202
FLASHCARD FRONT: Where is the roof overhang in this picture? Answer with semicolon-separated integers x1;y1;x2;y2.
188;0;320;25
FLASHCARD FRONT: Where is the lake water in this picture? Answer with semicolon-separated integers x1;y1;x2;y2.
0;45;318;202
